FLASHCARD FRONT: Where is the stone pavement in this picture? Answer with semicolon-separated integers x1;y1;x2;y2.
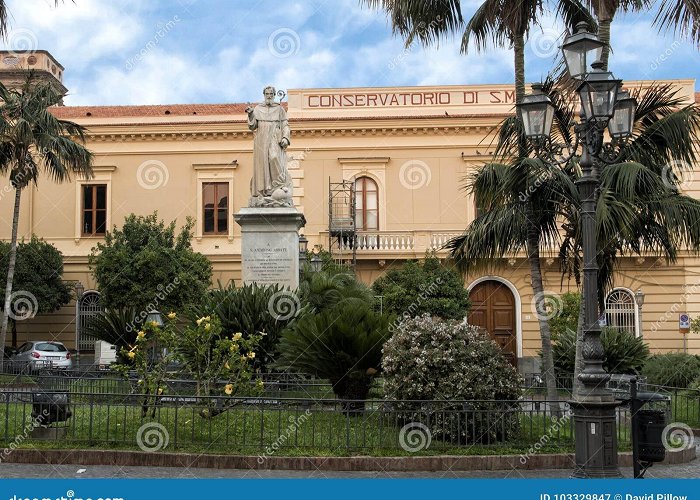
0;447;697;479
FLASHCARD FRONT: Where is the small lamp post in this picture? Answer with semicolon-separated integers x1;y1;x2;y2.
146;310;164;327
635;289;645;339
298;234;308;275
310;253;323;273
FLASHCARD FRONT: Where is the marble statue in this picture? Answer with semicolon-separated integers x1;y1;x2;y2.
246;86;293;207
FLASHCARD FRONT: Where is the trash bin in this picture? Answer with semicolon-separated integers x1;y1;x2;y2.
32;391;72;425
637;408;667;462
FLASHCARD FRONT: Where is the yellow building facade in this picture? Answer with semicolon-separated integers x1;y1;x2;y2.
1;53;699;372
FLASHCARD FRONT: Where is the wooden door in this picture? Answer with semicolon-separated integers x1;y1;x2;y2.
468;281;517;367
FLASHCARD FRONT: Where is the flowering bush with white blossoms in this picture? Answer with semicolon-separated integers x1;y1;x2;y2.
382;315;523;444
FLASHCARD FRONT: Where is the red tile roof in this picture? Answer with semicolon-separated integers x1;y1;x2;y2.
50;103;258;119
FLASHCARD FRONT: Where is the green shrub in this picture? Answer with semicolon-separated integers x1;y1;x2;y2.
83;307;142;363
371;253;470;320
89;213;212;311
382;315;522;444
189;282;309;373
548;292;580;340
550;327;650;376
274;299;392;412
298;267;373;313
642;353;700;388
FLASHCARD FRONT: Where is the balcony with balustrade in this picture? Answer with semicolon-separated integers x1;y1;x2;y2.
318;230;463;259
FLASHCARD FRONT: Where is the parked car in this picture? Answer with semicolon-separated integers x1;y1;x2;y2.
12;341;73;370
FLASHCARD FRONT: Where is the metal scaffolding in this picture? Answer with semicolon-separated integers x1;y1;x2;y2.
328;178;356;269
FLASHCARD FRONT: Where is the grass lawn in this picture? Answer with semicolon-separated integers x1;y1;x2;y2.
0;398;632;457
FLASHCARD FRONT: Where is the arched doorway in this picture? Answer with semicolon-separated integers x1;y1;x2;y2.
468;280;518;367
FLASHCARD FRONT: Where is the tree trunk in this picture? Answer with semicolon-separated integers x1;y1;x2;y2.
598;18;611;70
514;34;560;413
573;298;585;397
595;2;616;71
526;212;562;418
0;187;23;373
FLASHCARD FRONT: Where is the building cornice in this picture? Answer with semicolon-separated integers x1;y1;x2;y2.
79;115;506;142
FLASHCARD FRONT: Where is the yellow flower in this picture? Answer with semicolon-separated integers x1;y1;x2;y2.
256;379;264;389
204;323;211;332
127;351;136;360
196;317;205;326
230;344;239;352
157;388;164;395
149;320;159;328
224;362;230;370
167;312;177;319
240;355;247;362
204;315;211;321
247;352;256;359
233;332;243;341
224;384;234;395
136;330;145;340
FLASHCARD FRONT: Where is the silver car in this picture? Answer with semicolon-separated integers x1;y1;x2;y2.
12;341;73;370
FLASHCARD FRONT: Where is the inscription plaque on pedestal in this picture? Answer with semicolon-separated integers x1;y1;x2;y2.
235;207;305;289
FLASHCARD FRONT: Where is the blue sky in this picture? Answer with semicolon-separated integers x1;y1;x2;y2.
2;0;699;106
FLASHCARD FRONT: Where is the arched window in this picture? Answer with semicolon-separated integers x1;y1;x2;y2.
354;176;378;230
605;288;638;336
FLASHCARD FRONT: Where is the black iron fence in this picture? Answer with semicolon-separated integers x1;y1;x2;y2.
0;390;632;454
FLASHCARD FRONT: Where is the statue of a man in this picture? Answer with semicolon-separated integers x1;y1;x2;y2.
246;86;293;207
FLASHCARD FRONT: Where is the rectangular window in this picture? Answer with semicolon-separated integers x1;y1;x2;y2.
202;182;229;235
82;184;107;236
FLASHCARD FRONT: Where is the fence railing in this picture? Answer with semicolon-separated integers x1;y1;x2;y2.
0;390;631;454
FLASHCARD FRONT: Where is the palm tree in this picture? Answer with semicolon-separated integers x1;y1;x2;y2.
455;81;700;395
362;0;593;405
0;75;93;371
653;0;700;46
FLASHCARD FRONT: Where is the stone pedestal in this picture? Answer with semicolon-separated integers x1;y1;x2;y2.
234;207;306;290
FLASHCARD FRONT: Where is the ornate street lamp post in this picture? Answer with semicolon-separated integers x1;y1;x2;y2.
518;22;637;478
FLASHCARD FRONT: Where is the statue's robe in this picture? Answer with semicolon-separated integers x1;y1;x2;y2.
248;103;292;200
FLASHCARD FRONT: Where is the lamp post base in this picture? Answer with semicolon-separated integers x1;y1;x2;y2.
570;399;623;478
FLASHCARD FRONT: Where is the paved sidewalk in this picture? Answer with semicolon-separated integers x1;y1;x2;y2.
0;447;697;479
